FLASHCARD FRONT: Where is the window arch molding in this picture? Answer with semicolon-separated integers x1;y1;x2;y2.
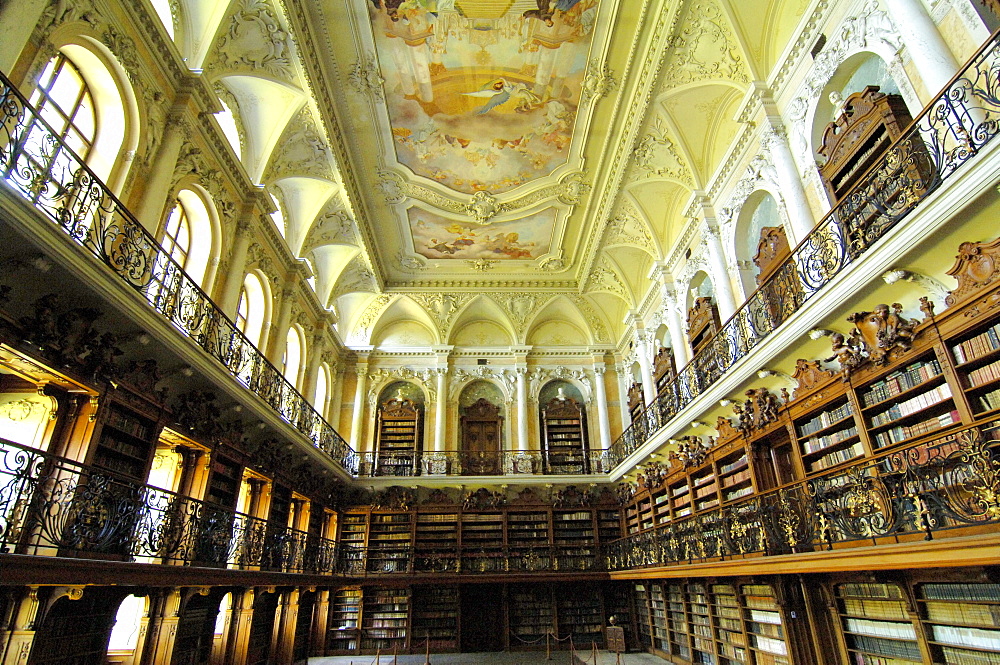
282;324;306;391
236;270;272;352
732;188;790;298
35;28;140;194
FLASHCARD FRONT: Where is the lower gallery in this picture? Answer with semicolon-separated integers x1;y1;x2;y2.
2;0;1000;663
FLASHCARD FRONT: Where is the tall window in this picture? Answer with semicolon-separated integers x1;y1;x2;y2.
282;327;303;388
314;363;330;415
161;202;191;271
236;273;267;348
26;54;96;179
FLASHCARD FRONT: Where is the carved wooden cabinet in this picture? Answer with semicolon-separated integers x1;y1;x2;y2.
460;398;502;475
653;346;676;392
541;396;588;474
687;297;722;389
753;225;804;329
375;395;422;476
627;382;645;422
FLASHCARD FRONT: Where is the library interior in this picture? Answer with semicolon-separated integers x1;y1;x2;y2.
3;0;1000;663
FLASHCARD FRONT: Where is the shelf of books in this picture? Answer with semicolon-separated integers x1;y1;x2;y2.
204;454;243;510
414;512;458;551
952;320;1000;419
367;513;412;574
411;586;459;652
916;582;1000;664
509;585;555;648
793;396;862;475
833;582;923;663
553;510;595;550
636;493;655;531
624;501;641;535
742;584;790;665
664;583;691;660
686;583;714;663
458;512;503;550
375;398;421;477
669;477;692;519
716;446;754;504
861;352;961;451
596;509;623;543
712;584;748;665
507;511;551;551
326;588;361;654
634;584;653;649
690;467;720;513
646;584;668;653
361;587;410;653
556;584;605;648
92;402;159;482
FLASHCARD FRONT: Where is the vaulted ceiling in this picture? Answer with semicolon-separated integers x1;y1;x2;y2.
167;0;812;349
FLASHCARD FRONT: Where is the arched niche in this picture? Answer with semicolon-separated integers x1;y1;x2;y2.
538;380;590;474
458;380;505;475
373;381;425;477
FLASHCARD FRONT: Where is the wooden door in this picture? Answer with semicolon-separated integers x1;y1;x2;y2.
461;399;502;475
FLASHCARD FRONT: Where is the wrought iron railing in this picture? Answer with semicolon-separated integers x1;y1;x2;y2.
337;543;601;576
0;71;358;475
357;449;611;477
0;436;338;574
605;421;1000;570
605;31;1000;470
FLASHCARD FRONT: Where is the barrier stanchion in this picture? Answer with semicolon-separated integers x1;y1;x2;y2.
425;638;431;665
393;644;397;664
547;630;552;660
592;641;599;664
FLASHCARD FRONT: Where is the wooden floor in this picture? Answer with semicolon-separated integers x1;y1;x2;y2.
310;652;669;664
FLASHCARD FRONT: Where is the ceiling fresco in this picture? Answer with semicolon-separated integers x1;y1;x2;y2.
367;0;600;195
408;206;556;260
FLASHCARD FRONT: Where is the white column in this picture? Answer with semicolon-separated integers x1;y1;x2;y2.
591;362;612;450
664;293;691;367
762;128;815;244
134;111;188;233
634;330;657;404
330;367;345;431
702;224;738;320
515;367;529;452
350;354;370;451
884;0;959;96
434;368;447;452
614;361;632;425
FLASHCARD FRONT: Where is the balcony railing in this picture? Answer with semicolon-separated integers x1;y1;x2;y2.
605;420;1000;571
0;70;358;475
0;436;338;574
337;543;602;577
605;30;1000;471
357;449;611;477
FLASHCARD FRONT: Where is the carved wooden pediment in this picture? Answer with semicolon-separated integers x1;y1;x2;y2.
653;346;675;379
735;387;783;433
544;396;582;418
380;396;419;418
945;237;1000;307
791;359;836;396
687;297;718;342
553;485;592;508
715;415;740;441
627;382;644;409
463;487;506;510
847;303;919;366
754;226;792;285
422;488;457;505
510;486;545;506
463;397;501;420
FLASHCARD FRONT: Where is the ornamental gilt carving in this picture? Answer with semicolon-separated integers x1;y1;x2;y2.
847;303;919;366
211;0;294;80
945;237;1000;307
734;388;784;434
348;53;385;102
670;436;711;468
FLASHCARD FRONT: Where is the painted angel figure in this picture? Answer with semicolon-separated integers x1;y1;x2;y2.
522;0;584;25
463;78;540;115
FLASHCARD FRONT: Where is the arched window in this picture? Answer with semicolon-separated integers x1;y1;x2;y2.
108;595;146;652
538;380;589;473
236;272;267;348
314;362;330;415
27;53;96;174
160;188;214;287
282;326;303;388
29;46;131;187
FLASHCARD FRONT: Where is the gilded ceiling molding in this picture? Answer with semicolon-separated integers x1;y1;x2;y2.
585;256;633;306
347;53;385;102
366;367;436;402
331;259;377;302
602;201;656;255
466;259;499;273
376;171;591;224
207;0;296;81
395;251;426;273
488;293;543;340
529;367;592;404
581;59;618;104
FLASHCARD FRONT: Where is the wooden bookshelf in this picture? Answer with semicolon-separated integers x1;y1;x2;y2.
634;584;653;649
690;466;719;513
663;583;689;659
716;446;754;504
204;455;243;510
411;586;459;652
541;397;589;474
793;395;862;475
596;509;623;543
916;582;1000;664
508;585;555;648
507;511;550;550
367;513;412;574
712;583;748;665
833;582;923;664
556;584;605;648
90;402;159;482
375;395;422;477
742;583;790;665
360;587;410;653
326;588;361;654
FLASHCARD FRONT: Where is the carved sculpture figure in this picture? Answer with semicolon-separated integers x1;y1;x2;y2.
847;302;918;366
826;332;865;380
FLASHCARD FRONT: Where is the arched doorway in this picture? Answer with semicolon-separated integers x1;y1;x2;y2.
459;381;504;476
